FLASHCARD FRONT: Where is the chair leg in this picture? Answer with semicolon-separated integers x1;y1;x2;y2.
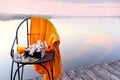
17;63;20;80
39;63;51;80
10;61;14;80
51;60;54;80
21;66;24;80
13;64;24;80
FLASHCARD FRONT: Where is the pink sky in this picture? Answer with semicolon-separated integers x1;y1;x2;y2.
0;0;120;16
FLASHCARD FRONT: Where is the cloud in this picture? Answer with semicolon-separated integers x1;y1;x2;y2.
90;3;120;8
45;0;120;3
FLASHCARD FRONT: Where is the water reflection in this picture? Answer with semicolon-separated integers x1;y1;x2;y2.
0;18;120;79
51;18;120;70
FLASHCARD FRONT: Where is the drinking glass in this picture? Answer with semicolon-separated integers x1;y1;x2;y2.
17;44;26;59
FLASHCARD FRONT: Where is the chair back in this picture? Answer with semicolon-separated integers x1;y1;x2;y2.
15;17;30;47
10;16;58;57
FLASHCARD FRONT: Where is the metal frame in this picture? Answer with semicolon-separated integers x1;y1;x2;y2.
10;17;54;80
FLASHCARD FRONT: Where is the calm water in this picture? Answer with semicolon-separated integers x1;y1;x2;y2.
0;18;120;80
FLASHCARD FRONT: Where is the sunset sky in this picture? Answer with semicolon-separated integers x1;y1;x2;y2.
0;0;120;79
0;0;120;17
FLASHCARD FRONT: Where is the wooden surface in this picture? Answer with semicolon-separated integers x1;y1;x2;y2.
27;60;120;80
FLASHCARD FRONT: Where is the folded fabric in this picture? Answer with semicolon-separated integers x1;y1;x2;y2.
30;16;62;80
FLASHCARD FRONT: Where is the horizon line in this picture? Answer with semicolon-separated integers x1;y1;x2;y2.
0;13;119;21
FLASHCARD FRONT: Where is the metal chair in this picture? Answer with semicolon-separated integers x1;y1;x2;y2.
10;17;55;80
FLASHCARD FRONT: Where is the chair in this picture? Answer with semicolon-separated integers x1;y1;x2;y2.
10;16;62;80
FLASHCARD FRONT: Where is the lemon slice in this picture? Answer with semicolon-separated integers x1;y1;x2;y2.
30;58;39;62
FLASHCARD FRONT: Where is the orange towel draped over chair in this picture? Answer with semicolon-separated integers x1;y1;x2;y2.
30;16;62;80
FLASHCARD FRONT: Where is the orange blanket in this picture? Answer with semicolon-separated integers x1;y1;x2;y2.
30;16;62;80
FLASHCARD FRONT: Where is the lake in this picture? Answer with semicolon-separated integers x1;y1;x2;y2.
0;17;120;80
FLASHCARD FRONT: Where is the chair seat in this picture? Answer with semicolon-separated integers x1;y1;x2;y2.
13;52;54;64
